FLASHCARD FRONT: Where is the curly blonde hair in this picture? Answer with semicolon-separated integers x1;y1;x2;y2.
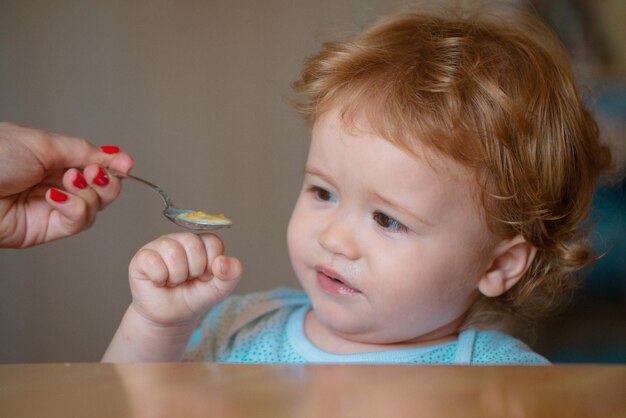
291;6;613;332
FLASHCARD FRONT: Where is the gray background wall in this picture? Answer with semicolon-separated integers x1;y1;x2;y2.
0;0;413;362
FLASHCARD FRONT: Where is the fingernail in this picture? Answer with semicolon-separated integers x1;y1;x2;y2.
219;258;228;276
72;172;88;189
49;188;68;202
99;145;120;154
92;167;109;186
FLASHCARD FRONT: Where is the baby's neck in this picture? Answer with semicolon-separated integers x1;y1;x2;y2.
303;309;462;355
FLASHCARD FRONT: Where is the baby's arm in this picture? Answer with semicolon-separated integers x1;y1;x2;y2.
102;232;243;362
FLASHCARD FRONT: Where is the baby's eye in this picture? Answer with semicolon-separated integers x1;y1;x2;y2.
309;186;337;203
373;211;408;233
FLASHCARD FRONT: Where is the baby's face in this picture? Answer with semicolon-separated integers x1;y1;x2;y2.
287;107;498;348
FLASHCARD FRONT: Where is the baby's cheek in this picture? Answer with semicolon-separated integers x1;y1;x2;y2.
286;205;313;257
286;219;300;260
286;218;307;270
372;269;449;320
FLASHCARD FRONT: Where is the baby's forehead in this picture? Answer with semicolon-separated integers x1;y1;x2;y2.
314;104;476;180
311;105;481;194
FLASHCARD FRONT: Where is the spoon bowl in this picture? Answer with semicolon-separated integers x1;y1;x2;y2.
109;170;232;231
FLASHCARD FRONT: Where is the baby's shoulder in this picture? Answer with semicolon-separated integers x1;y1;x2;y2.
220;287;309;312
206;287;309;328
471;329;550;365
185;288;309;361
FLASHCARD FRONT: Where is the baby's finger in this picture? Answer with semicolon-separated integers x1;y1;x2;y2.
203;255;243;300
194;234;225;284
199;233;225;255
130;248;170;287
212;255;243;283
147;236;191;286
178;234;209;279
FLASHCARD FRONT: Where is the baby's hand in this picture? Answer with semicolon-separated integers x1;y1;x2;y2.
128;232;243;327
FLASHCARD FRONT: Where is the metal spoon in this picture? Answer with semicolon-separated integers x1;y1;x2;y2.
109;170;232;231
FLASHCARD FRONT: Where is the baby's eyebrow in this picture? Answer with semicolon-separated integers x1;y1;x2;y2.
303;166;333;183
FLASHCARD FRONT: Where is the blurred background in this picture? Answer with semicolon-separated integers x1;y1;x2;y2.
0;0;624;363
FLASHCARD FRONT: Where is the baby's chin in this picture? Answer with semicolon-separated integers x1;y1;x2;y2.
335;316;465;350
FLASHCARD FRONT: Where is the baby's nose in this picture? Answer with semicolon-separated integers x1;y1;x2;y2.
318;218;359;260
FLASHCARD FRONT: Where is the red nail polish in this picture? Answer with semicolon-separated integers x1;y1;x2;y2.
49;188;68;202
93;168;109;186
99;145;120;154
73;172;87;189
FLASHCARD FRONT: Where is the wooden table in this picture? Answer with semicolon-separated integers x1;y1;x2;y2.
1;363;624;417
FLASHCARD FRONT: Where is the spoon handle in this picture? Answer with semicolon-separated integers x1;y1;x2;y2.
108;170;174;208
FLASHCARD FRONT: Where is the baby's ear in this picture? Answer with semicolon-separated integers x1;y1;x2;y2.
478;235;537;297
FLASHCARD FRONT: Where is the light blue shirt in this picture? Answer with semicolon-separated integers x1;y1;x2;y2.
183;288;549;365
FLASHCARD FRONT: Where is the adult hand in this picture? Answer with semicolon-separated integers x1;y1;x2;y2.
0;122;134;248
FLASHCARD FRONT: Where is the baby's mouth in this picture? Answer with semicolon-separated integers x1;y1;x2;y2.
327;274;350;287
315;265;361;295
317;265;346;283
322;270;342;283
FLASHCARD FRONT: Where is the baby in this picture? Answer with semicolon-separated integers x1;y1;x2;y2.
103;6;612;364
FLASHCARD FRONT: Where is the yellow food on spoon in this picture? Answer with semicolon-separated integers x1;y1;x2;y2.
180;211;227;222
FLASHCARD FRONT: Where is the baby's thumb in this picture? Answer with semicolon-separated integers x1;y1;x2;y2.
208;255;243;296
214;255;243;281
